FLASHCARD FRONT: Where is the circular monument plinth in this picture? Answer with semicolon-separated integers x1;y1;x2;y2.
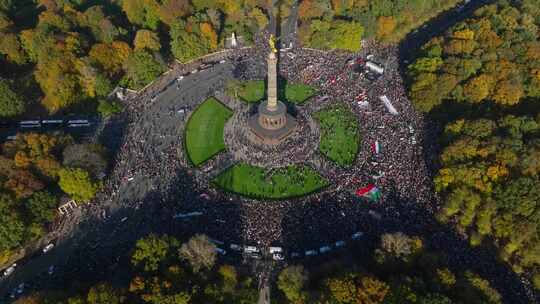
248;100;297;145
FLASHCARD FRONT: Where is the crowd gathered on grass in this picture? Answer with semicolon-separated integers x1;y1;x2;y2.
314;104;360;167
213;163;327;199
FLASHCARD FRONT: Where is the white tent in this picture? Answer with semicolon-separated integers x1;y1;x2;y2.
379;95;398;115
366;61;384;74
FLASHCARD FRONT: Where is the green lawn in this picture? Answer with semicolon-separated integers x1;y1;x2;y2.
314;105;360;167
238;80;265;103
213;163;328;199
231;80;316;104
185;97;233;166
283;83;317;104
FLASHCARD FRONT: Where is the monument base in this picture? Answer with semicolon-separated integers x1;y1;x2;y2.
248;101;297;145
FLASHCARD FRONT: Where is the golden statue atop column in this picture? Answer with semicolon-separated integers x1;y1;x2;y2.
248;35;297;145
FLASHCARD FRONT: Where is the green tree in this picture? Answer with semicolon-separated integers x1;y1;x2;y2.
0;79;24;117
123;50;165;90
0;193;25;251
87;283;124;304
25;191;57;223
131;234;177;272
418;293;454;304
97;99;123;117
58;167;100;203
169;19;213;62
277;265;308;303
122;0;161;30
80;6;120;43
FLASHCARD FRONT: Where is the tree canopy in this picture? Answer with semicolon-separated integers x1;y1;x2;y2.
0;79;25;117
0;132;107;258
297;0;462;49
406;0;540;286
407;1;540;112
0;0;270;114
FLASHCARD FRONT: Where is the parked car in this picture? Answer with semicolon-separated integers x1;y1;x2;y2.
305;250;318;256
319;246;332;254
215;247;227;255
335;240;346;248
244;245;259;254
42;243;55;253
230;244;242;251
352;231;364;240
3;263;16;277
269;247;283;254
16;283;25;295
272;253;285;261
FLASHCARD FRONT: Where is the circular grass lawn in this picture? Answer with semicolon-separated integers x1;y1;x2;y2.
230;80;317;105
185;97;233;166
313;104;360;167
213;163;328;199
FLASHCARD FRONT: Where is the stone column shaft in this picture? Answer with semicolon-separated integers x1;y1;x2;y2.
267;52;278;111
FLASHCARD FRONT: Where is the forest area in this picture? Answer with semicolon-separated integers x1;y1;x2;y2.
406;0;540;288
13;232;504;304
0;0;271;117
296;0;462;51
0;0;469;118
0;132;107;265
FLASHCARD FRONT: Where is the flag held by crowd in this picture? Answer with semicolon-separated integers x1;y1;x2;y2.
356;184;381;201
371;141;380;154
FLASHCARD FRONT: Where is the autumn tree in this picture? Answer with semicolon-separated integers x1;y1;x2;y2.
158;0;192;25
87;283;125;304
178;234;216;273
375;232;423;263
134;30;161;51
376;16;396;41
0;31;27;64
89;41;131;77
169;19;213;62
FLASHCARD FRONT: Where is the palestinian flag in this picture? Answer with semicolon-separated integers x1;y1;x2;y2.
371;141;380;154
355;184;382;201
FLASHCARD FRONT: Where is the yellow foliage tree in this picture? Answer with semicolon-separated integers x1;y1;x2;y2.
492;80;524;105
200;22;218;50
463;74;495;103
376;16;396;41
134;29;161;51
453;29;475;40
89;41;131;76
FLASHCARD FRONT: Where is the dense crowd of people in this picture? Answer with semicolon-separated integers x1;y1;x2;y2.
44;31;532;302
